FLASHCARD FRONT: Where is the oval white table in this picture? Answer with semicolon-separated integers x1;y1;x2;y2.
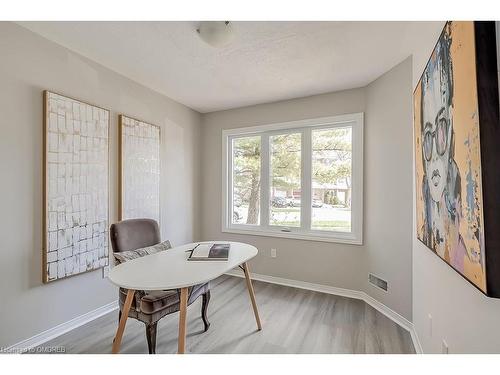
108;241;261;354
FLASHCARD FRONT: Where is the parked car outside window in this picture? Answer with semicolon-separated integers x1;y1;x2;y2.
312;198;323;208
271;197;288;208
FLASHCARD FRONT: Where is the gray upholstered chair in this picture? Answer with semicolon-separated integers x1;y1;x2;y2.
110;218;210;354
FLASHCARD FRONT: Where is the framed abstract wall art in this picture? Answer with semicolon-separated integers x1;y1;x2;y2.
118;115;160;222
414;21;500;297
43;91;110;283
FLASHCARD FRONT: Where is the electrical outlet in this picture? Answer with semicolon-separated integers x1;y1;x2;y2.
428;314;433;337
271;248;277;258
442;339;449;354
102;266;110;278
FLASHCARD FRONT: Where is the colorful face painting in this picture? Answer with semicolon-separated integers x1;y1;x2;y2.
414;22;486;292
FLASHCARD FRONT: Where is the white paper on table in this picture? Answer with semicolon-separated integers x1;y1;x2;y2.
192;244;212;258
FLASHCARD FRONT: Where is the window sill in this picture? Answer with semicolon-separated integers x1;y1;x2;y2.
222;227;363;245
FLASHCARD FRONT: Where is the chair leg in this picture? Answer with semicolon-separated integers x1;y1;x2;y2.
145;322;158;354
201;290;211;332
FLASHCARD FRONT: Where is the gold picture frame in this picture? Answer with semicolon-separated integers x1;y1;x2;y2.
43;90;110;283
118;114;161;222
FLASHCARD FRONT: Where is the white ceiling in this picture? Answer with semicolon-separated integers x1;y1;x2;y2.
19;21;441;113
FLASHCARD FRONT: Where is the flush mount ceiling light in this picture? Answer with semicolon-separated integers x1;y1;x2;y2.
196;21;235;48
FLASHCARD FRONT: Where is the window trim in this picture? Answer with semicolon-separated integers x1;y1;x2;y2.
222;113;364;245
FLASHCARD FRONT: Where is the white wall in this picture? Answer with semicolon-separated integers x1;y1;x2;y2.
412;21;500;353
364;58;413;319
0;22;201;347
200;58;414;320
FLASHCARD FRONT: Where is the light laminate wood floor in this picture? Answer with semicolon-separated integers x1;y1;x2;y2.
39;275;415;354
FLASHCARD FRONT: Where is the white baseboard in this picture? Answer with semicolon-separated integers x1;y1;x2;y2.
410;328;423;354
226;269;423;354
5;301;118;353
5;273;425;354
361;292;412;332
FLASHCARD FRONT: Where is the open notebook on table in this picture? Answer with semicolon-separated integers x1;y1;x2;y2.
187;243;230;261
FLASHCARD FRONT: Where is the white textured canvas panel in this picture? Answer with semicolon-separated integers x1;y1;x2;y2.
120;115;160;223
44;91;109;283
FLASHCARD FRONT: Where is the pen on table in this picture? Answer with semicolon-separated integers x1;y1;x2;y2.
186;243;200;252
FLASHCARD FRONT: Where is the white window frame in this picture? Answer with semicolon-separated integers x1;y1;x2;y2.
222;113;364;245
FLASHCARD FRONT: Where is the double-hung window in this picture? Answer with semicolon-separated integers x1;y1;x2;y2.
222;113;363;244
